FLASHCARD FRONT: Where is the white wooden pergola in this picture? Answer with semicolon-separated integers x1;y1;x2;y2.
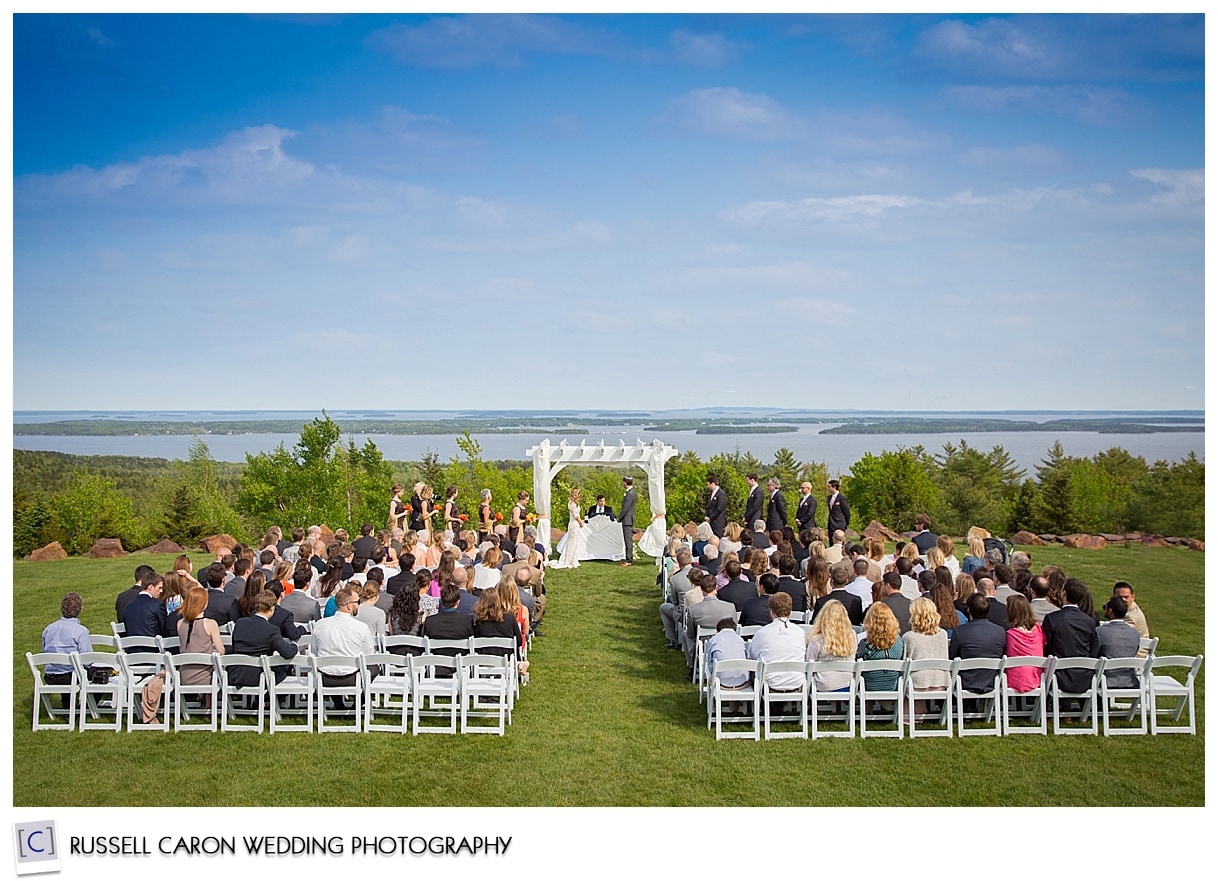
525;438;680;553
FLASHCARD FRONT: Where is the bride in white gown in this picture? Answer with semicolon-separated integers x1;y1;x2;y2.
551;487;586;569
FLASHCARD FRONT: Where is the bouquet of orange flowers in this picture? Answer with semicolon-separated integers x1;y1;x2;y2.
459;514;468;522
494;512;503;522
404;504;413;514
525;513;536;523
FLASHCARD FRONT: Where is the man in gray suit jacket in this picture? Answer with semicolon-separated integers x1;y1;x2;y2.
684;579;737;677
619;476;636;566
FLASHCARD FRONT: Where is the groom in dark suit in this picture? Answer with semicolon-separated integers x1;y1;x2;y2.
619;476;636;566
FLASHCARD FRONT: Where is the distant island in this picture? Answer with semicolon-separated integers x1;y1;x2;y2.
11;411;1203;437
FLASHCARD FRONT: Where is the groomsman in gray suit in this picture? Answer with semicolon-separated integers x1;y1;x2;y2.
619;476;636;566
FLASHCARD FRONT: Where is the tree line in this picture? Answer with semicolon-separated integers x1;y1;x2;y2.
12;414;1205;558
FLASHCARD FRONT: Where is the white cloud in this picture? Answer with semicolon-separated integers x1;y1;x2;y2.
668;29;739;68
1129;168;1204;207
662;87;796;140
957;143;1067;173
365;14;614;69
86;27;114;47
721;193;922;228
916;17;1059;78
940;84;1142;126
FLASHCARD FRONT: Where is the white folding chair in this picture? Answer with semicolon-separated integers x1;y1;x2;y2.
1100;657;1152;736
1147;654;1202;735
264;655;315;733
693;625;716;703
118;635;161;653
119;651;172;732
167;652;220;731
1000;656;1055;735
311;655;364;733
361;652;411;734
425;637;473;681
808;659;858;739
27;652;78;731
738;625;763;641
73;651;125;731
1139;636;1159;657
459;654;511;735
215;654;267;733
903;658;957;738
472;637;520;710
708;658;761;740
110;622;126;639
158;635;181;652
410;653;460;734
89;633;119;652
383;634;427;656
761;661;809;740
953;658;1003;737
857;658;906;738
1048;657;1103;736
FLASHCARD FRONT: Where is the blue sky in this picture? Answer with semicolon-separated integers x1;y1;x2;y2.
11;13;1206;411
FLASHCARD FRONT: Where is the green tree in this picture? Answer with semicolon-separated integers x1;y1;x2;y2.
843;449;939;532
14;494;53;557
1127;453;1204;538
1007;480;1042;534
46;472;141;555
663;450;707;526
932;440;1025;534
1034;441;1076;534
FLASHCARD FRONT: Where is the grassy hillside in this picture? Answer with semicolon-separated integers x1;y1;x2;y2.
11;544;1204;806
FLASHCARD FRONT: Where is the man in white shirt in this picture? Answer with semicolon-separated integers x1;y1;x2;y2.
747;592;806;690
313;587;375;685
845;558;875;610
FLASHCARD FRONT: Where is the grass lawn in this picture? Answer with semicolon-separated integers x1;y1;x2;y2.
11;544;1205;806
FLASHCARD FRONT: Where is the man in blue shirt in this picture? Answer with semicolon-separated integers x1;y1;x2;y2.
41;592;93;705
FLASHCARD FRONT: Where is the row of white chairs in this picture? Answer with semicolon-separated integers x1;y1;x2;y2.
95;630;522;662
705;654;1203;741
29;639;521;736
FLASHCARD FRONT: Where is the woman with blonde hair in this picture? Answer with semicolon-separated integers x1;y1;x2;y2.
807;540;826;561
961;534;987;576
715;551;739;589
857;603;904;692
497;578;530;652
400;530;420;570
954;573;976;617
720;522;743;555
904;597;950;712
271;559;294;595
422;527;446;570
899;540;923;572
925;545;946;572
805;599;856;692
748;547;770;579
936;535;960;577
473;545;504;590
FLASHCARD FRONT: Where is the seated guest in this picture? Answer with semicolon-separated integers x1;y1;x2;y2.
949;594;1006;693
121;571;173;638
356;580;387;638
116;565;156;621
699;541;721;578
386;553;418;596
497;579;530;653
313;587;375;687
224;557;252;599
684;577;738;677
749;520;771;551
202;563;241;627
1098;595;1142;688
879;572;912;633
856;603;904;693
930;585;964;640
960;534;987;577
691;522;714;558
719;522;744;556
1003;594;1046;693
388;587;427;647
823;530;846;565
279;566;319;625
229;591;298;686
975;577;1009;628
706;618;749;688
904;596;950;713
845;558;875;611
473;587;522;653
774;554;808;613
1042;578;1100;694
747;592;805;691
473;546;504;590
177;586;225;690
804;557;831;610
422;584;475;676
805;599;856;693
1112;581;1150;640
937;535;960;578
1029;575;1057;623
741;573;779;627
41;592;93;704
717;558;758;614
813;562;863;626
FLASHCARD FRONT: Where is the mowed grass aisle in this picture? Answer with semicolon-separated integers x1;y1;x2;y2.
11;546;1205;806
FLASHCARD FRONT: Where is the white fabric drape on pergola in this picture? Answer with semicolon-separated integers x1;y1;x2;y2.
525;438;680;554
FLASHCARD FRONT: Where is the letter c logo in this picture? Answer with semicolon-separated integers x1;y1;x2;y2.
26;830;45;853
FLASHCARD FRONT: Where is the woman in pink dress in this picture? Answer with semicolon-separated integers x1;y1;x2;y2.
1004;594;1046;692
